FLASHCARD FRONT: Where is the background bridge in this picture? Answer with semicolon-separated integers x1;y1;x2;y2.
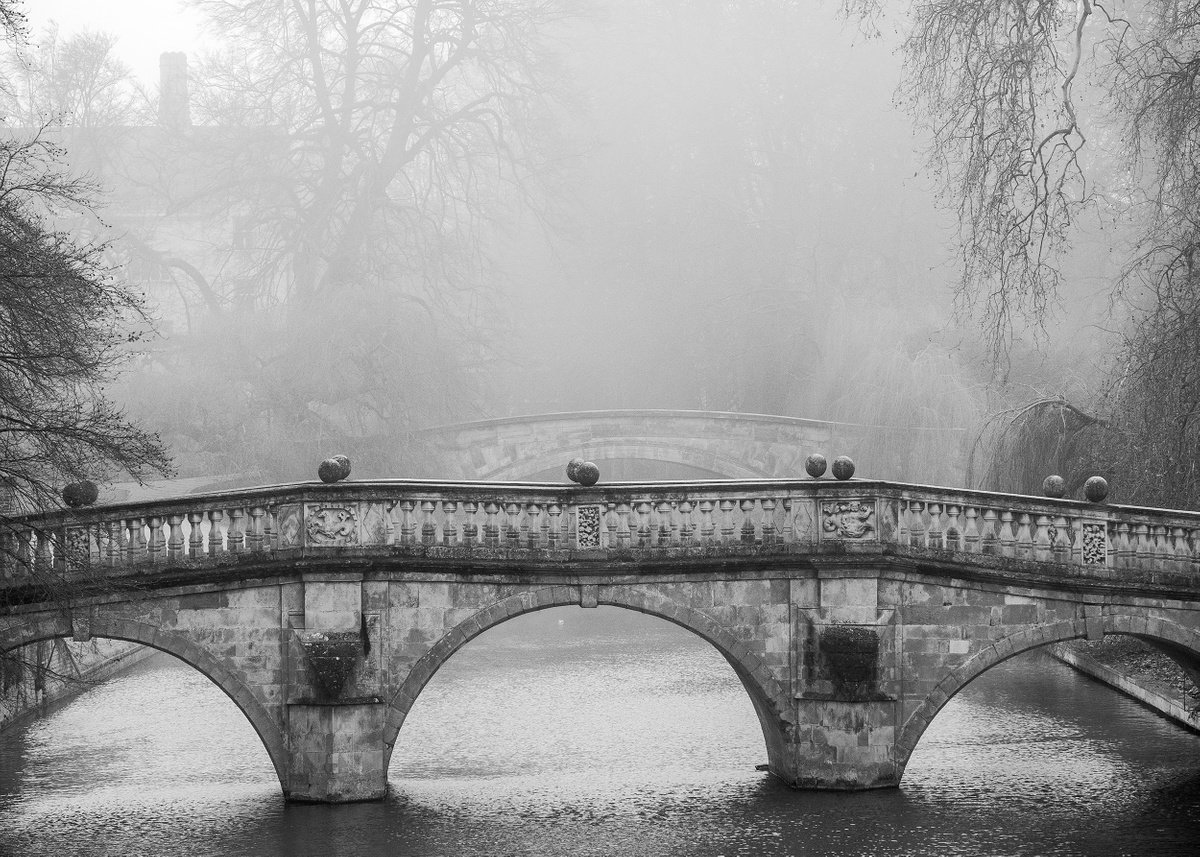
3;476;1200;801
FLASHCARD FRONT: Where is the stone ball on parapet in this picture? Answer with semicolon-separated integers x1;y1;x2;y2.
332;454;352;480
1042;475;1066;498
78;480;98;505
831;456;855;480
566;458;584;482
62;482;85;507
318;458;345;483
1083;476;1109;503
804;453;827;478
576;461;600;486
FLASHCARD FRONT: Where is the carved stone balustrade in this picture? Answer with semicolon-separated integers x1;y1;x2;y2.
3;479;1200;594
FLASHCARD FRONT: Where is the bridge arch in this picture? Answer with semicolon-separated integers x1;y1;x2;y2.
0;615;288;788
383;586;794;775
895;614;1200;776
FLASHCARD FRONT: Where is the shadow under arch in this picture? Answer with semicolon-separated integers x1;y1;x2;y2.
0;614;288;789
482;441;771;480
895;613;1200;778
383;587;794;775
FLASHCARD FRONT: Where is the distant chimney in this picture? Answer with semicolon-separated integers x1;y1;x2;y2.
159;52;191;129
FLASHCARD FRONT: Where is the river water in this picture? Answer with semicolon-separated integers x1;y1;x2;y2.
1;607;1198;856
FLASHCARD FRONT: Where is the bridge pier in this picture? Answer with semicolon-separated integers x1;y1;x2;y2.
784;699;900;789
283;702;388;802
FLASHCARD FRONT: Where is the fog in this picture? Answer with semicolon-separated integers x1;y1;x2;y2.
4;0;1122;489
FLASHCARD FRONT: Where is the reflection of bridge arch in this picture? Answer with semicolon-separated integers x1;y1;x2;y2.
382;586;794;775
413;409;858;480
0;614;288;788
895;614;1200;775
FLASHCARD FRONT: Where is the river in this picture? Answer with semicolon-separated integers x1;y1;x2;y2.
0;607;1197;856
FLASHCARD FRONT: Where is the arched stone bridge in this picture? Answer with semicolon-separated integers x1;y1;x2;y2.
3;477;1200;802
411;409;873;479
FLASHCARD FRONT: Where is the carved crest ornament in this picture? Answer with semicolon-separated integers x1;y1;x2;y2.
306;504;359;547
822;500;876;540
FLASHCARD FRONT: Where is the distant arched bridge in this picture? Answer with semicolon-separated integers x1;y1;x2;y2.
3;476;1199;802
411;409;868;480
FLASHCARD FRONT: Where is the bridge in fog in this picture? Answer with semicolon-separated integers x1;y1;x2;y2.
3;468;1200;802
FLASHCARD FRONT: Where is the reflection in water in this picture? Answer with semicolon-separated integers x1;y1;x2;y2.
0;607;1198;856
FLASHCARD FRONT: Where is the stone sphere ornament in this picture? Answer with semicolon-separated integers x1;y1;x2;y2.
1084;476;1109;503
78;480;99;505
332;454;352;480
804;453;828;478
566;458;584;483
318;458;344;483
576;461;600;487
831;455;856;480
62;482;85;507
1042;475;1066;499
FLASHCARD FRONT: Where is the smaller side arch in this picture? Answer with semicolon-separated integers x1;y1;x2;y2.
383;586;794;772
0;614;289;788
895;613;1200;775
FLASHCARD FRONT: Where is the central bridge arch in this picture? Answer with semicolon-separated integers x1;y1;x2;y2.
382;585;795;777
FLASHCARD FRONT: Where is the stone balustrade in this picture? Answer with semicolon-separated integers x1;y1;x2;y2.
3;479;1200;587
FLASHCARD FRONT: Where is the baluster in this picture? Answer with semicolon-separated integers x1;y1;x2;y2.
979;508;998;553
898;499;911;545
926;502;943;550
1151;524;1168;571
963;507;980;553
1013;513;1033;558
781;498;794;543
943;504;962;551
613;503;630;548
604;503;618;549
636;502;652;547
1133;523;1151;569
442;501;459;546
739;499;756;544
1172;526;1189;571
207;510;224;556
1033;514;1051;560
483;502;501;547
104;521;121;567
1116;521;1134;569
505;502;521;547
1106;519;1125;568
399;501;417;545
188;511;205;557
264;506;279;551
1051;513;1070;561
37;527;56;571
247;507;265;553
669;502;683;546
421;500;438;545
547;504;563;548
226;509;245;554
760;498;777;546
998;511;1016;557
526;503;542;548
699;500;716;543
656;501;672;547
167;514;186;560
908;501;925;547
462;501;479;547
719;499;737;544
677;501;695;545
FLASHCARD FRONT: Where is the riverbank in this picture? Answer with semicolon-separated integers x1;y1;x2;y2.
0;641;156;735
1052;638;1200;733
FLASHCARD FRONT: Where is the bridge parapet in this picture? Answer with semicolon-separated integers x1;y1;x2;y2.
3;480;1199;591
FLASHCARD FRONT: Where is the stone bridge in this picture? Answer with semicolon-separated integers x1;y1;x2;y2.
2;477;1200;802
412;410;876;479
